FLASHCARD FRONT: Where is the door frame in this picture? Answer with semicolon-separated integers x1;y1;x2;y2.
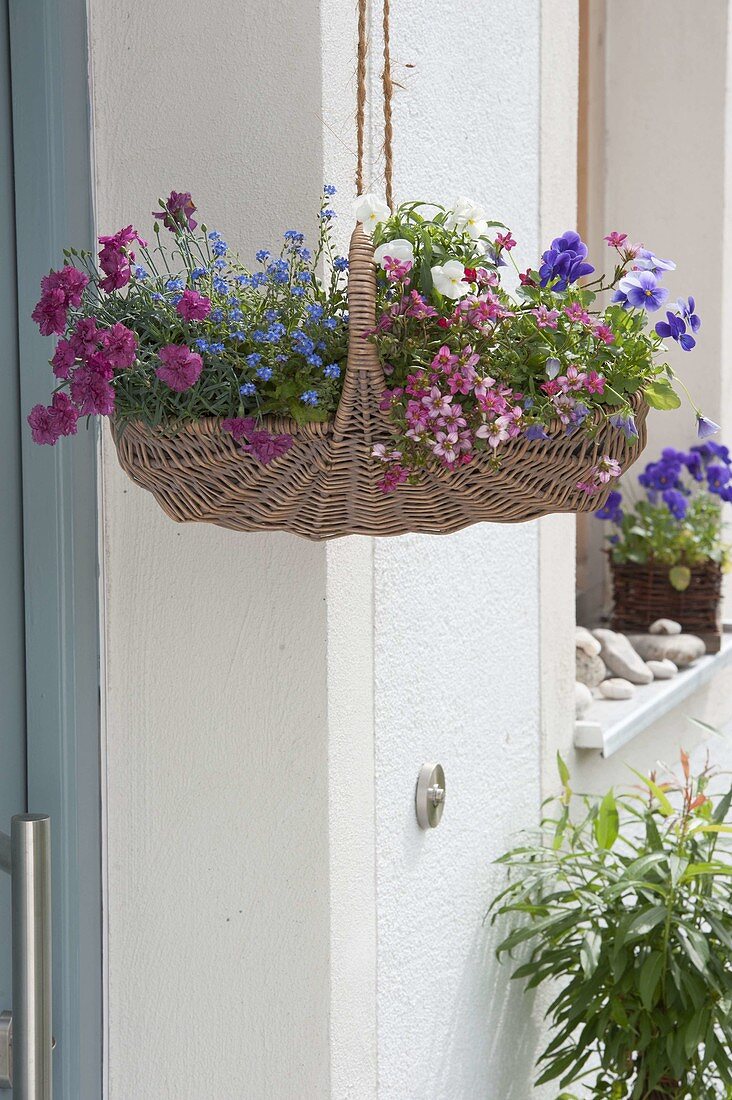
8;0;102;1096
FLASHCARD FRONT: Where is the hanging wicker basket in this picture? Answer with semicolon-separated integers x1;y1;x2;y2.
112;224;649;541
610;558;723;651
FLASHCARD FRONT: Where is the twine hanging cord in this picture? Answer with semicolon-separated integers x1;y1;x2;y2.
355;0;395;210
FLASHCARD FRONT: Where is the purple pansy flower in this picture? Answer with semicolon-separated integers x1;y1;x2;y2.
614;271;669;312
634;248;676;276
595;490;623;523
539;231;594;291
655;309;696;351
662;488;688;520
609;411;639;441
677;296;701;333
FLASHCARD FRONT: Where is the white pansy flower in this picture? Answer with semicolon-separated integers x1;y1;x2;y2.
431;259;469;299
353;193;391;233
445;196;488;240
373;238;414;268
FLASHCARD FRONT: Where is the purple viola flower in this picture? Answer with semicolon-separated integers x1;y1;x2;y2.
683;450;704;481
525;423;550;441
639;457;683;491
662;488;688;520
634;248;676;276
615;271;669;313
692;440;730;463
539;230;594;291
677;296;701;333
595;490;623;523
707;464;731;494
655;309;696;351
609;411;639;441
697;414;721;439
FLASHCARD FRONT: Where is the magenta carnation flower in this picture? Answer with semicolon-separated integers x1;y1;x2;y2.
70;317;100;360
97;226;146;294
41;265;89;308
31;287;68;336
51;338;76;379
27;391;79;445
221;417;293;465
98;247;131;293
100;322;138;369
70;354;115;416
155;344;203;392
48;391;79;437
153;191;198;233
28;403;60;445
221;417;256;442
176;289;211;322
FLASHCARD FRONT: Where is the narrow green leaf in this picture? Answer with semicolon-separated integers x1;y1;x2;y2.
639;951;664;1011
626;905;667;938
594;789;619;850
580;929;601;978
557;752;570;787
628;767;674;817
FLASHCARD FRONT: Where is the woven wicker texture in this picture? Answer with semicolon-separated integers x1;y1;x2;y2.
611;559;722;637
112;224;649;540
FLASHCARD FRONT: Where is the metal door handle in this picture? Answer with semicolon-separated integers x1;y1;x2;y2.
0;815;52;1098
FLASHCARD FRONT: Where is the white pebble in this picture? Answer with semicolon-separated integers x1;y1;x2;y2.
649;618;682;635
647;658;678;680
599;677;636;700
575;681;593;717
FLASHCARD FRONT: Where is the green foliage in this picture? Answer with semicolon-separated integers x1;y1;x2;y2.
610;496;727;570
490;755;732;1099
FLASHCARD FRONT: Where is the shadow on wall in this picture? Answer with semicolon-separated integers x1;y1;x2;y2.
427;919;543;1100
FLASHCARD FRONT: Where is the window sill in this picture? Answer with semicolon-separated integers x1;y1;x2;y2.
574;631;732;758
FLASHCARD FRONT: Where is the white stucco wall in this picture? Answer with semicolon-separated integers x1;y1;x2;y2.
371;5;556;1097
90;1;578;1096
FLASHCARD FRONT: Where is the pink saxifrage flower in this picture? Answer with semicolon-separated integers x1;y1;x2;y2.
564;301;592;325
594;323;614;345
155;344;203;392
532;305;559;329
495;232;516;251
604;231;628;249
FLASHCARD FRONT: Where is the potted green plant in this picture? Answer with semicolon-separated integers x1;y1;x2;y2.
491;753;732;1099
595;445;731;650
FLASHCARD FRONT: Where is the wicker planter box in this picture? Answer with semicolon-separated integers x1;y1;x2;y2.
112;225;649;541
610;559;723;652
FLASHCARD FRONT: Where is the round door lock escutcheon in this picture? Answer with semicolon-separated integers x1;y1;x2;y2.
415;763;446;829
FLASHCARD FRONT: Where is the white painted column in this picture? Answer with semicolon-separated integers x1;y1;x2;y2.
90;0;580;1095
90;3;333;1096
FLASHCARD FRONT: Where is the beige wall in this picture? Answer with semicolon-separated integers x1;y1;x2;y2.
577;0;732;623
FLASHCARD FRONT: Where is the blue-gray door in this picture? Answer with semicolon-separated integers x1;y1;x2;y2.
0;0;27;1030
2;0;102;1095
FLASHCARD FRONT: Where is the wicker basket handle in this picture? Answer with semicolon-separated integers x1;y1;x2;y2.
332;223;387;439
